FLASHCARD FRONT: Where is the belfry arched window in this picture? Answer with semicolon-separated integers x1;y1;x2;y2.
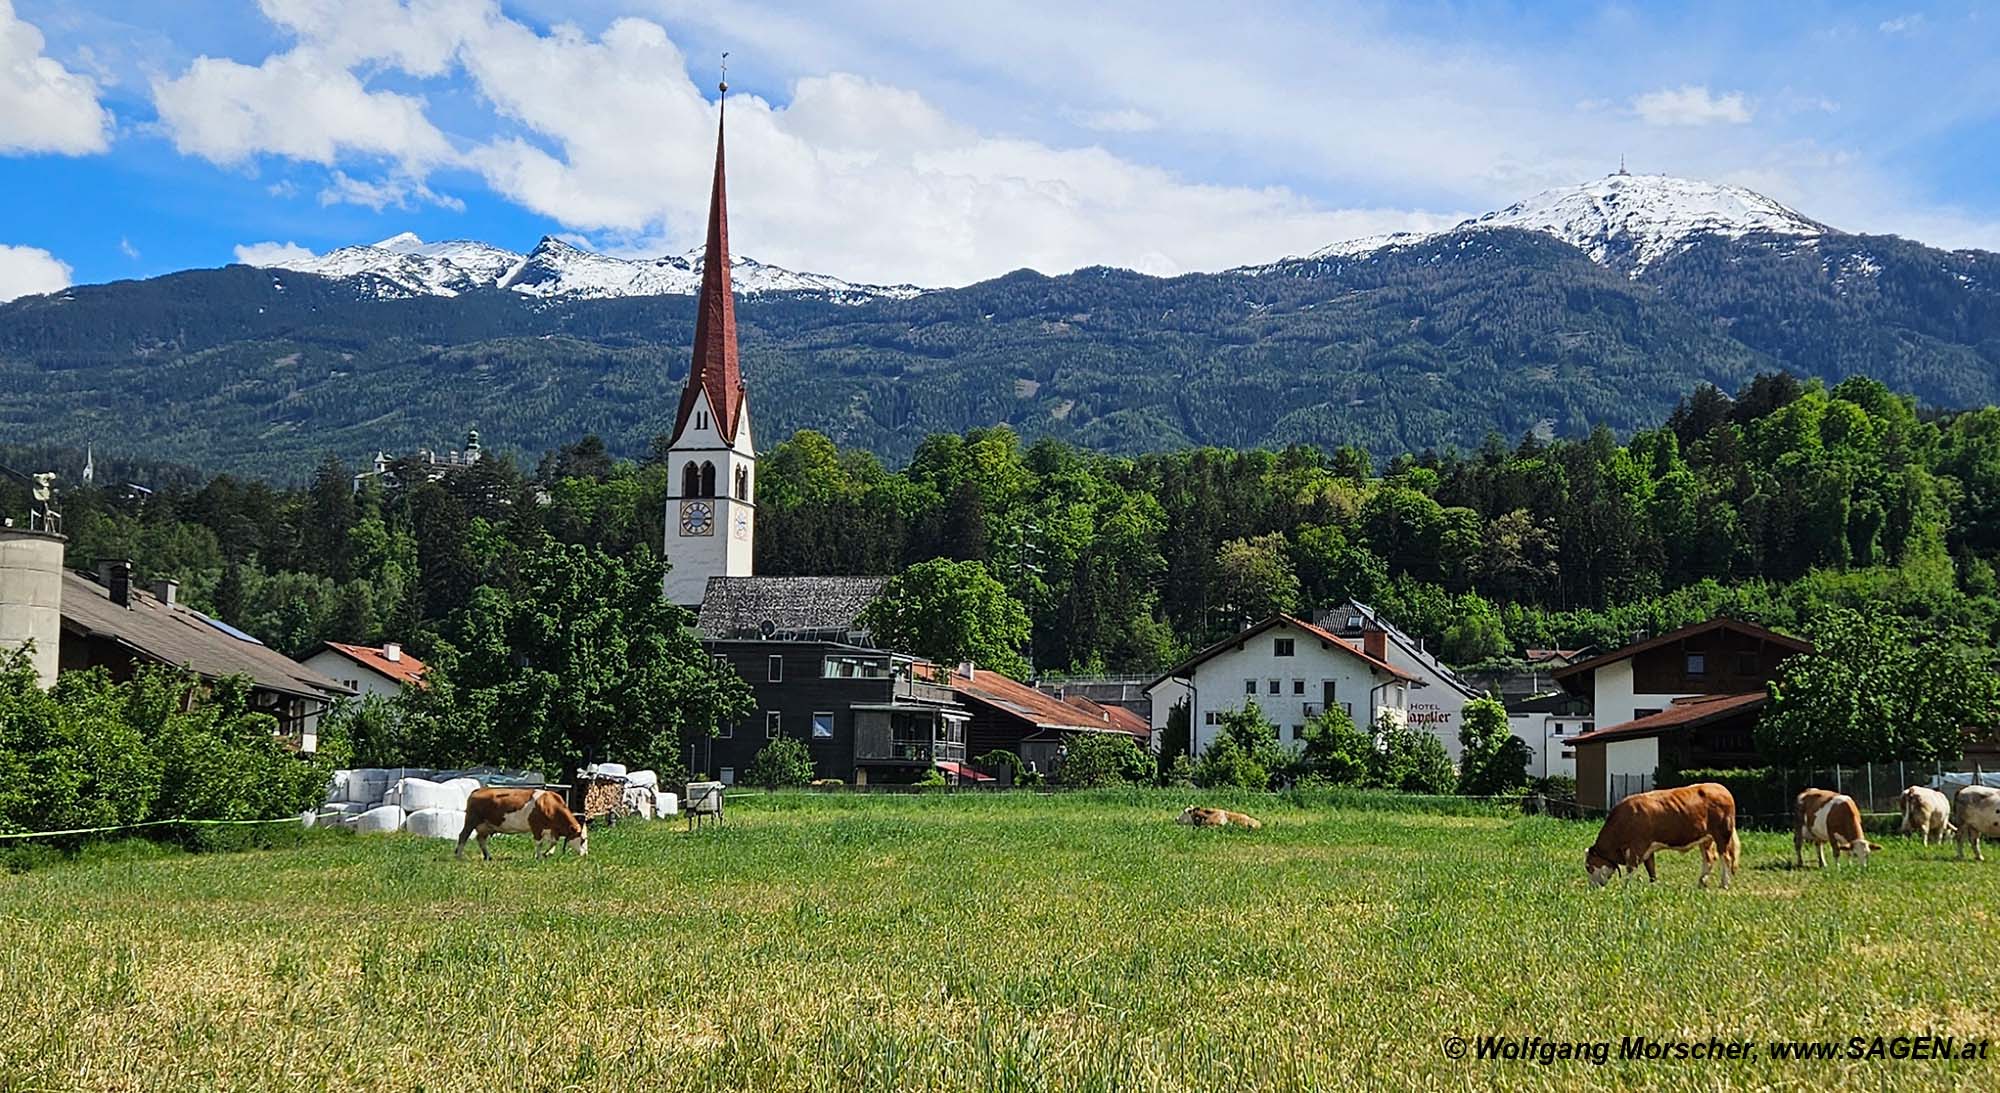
700;461;717;497
682;462;700;497
735;466;749;500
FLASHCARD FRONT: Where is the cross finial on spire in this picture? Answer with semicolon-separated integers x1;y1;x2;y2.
1617;155;1629;176
719;51;728;95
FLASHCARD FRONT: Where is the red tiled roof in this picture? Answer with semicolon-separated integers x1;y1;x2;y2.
1567;691;1766;746
1062;695;1152;738
952;670;1149;738
670;99;746;446
1147;613;1421;691
321;642;428;688
1552;618;1809;683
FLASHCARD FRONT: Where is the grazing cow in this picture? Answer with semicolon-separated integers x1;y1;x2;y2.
1177;806;1263;830
1897;785;1955;846
1795;789;1877;867
1584;783;1738;889
456;787;589;860
1955;785;2000;862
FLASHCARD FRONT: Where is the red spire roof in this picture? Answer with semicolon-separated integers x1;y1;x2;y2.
672;97;745;444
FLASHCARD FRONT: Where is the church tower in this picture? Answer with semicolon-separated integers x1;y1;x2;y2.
663;81;755;607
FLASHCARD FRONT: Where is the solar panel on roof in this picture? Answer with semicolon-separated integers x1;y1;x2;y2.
193;611;266;645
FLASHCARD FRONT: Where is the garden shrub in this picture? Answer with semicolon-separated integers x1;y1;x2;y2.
746;737;816;789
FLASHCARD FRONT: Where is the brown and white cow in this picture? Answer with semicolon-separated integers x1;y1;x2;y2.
1794;789;1876;867
1954;785;2000;862
456;787;589;860
1584;783;1739;889
1177;806;1263;830
1897;785;1955;846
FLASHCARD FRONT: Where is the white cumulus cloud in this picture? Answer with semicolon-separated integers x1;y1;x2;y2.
0;0;113;154
233;240;316;266
0;243;72;302
152;50;453;168
1631;85;1753;127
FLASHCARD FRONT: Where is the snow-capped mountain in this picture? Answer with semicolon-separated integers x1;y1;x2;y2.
261;234;928;303
1256;172;1831;278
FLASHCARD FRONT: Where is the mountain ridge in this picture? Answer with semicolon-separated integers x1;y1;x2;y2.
3;172;1996;479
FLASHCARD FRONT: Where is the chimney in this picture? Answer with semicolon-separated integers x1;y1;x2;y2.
97;558;132;608
1362;628;1387;662
149;578;178;608
383;642;402;663
958;660;975;681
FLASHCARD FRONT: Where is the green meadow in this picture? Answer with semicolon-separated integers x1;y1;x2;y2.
2;791;1996;1092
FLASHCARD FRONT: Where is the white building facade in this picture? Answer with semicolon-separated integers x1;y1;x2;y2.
1146;616;1418;756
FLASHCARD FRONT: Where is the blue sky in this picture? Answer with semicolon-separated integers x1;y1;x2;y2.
2;0;1998;300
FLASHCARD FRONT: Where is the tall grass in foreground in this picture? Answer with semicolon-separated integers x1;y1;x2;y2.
1;790;1994;1092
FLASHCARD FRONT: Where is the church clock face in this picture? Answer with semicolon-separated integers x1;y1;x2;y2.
679;500;715;536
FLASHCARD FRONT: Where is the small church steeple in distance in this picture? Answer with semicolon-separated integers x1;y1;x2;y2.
663;54;756;608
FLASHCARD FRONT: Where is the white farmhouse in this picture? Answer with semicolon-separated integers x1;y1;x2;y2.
1551;618;1810;810
1506;692;1595;780
301;641;428;702
1318;601;1489;763
1145;614;1420;756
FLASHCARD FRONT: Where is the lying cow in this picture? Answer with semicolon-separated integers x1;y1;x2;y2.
1955;785;2000;862
456;787;589;860
1897;785;1955;846
1795;789;1877;867
1177;806;1262;830
1584;783;1738;889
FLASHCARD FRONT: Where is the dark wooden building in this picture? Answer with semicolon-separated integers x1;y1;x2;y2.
698;640;969;785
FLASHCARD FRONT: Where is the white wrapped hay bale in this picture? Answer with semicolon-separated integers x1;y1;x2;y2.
590;762;628;778
354;805;405;834
626;769;659;790
347;768;394;805
394;778;459;813
440;777;481;803
404;807;466;840
655;792;678;818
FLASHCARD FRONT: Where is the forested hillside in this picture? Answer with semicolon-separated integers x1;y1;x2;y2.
2;223;1995;480
11;373;2000;681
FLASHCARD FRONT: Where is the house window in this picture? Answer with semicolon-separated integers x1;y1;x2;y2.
1686;653;1707;676
718;766;734;785
1561;750;1574;760
717;720;733;739
765;711;781;738
1634;709;1661;719
768;655;783;682
1346;615;1364;630
1267;678;1280;695
1292;680;1306;695
1244;679;1257;695
1582;721;1595;733
1273;638;1295;657
1342;702;1354;719
1204;711;1219;725
812;711;835;739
